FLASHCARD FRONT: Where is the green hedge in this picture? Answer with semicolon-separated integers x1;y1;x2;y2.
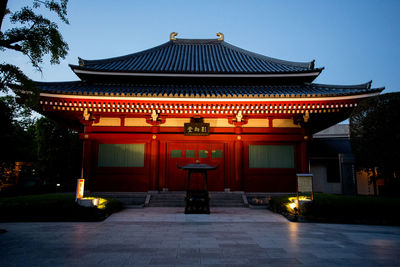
0;193;123;222
270;193;400;225
269;194;295;214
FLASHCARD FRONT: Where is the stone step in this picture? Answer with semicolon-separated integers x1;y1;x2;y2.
148;193;185;207
209;196;244;200
210;198;243;203
210;194;243;197
150;199;185;203
210;203;245;207
148;192;246;207
125;204;147;209
148;203;185;207
150;196;185;200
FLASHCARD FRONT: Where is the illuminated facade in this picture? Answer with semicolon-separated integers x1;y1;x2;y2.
36;34;383;192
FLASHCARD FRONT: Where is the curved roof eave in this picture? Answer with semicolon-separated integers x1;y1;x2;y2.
305;80;373;90
35;80;384;100
38;91;383;103
69;64;324;78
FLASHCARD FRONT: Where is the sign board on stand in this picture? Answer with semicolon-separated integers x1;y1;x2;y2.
297;174;313;193
295;174;314;210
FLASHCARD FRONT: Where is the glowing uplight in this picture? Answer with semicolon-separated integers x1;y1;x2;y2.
286;196;312;213
83;197;107;209
77;197;106;208
289;196;311;202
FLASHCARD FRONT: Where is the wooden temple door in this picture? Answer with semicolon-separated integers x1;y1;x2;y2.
197;143;225;191
166;142;225;191
166;142;187;191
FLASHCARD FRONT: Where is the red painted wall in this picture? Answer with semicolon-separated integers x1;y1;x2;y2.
82;127;306;192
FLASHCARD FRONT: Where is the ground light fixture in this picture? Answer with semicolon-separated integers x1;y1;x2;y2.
286;174;314;213
75;178;100;207
287;196;313;213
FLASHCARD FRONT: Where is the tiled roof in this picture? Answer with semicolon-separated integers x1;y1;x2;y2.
37;81;383;98
70;38;321;75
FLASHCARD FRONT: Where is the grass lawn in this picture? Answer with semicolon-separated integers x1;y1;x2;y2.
269;193;400;225
0;193;123;222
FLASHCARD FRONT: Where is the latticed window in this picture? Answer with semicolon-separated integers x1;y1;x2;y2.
98;144;145;167
249;145;294;168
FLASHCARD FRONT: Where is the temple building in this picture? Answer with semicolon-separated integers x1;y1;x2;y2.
36;33;383;193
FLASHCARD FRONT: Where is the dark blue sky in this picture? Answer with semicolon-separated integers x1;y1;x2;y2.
3;0;400;93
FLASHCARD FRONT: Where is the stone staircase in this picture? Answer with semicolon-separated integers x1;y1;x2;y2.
147;191;247;207
210;192;246;207
90;191;296;209
147;192;186;207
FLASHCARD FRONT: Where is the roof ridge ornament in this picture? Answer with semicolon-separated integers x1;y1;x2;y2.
170;32;178;41
216;32;224;41
78;57;84;66
367;80;372;89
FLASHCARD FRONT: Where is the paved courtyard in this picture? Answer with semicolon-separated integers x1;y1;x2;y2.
1;207;400;266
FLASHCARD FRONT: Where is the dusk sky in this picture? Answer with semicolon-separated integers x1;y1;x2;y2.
3;0;400;93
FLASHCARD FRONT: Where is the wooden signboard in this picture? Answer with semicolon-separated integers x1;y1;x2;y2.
297;174;313;193
184;122;210;136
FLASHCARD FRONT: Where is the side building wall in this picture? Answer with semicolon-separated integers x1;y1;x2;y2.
310;124;357;195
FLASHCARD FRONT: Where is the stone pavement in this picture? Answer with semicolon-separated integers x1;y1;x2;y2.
1;207;400;266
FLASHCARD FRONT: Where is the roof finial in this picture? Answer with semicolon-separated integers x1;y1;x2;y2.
170;32;178;41
216;32;224;41
78;57;84;66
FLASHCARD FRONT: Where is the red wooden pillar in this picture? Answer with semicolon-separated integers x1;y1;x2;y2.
234;135;243;191
150;127;160;190
158;140;166;190
81;135;92;191
299;124;310;174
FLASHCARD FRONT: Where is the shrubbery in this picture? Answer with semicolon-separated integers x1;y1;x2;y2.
0;193;123;222
269;195;294;214
270;193;400;225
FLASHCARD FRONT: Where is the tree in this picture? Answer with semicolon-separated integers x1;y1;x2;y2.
0;0;69;98
34;117;81;189
0;98;81;190
0;1;71;190
0;96;36;185
350;92;400;195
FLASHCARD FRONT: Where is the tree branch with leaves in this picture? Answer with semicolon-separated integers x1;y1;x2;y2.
0;0;69;97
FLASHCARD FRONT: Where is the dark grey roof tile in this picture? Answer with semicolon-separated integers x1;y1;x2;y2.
70;38;319;75
36;81;383;98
